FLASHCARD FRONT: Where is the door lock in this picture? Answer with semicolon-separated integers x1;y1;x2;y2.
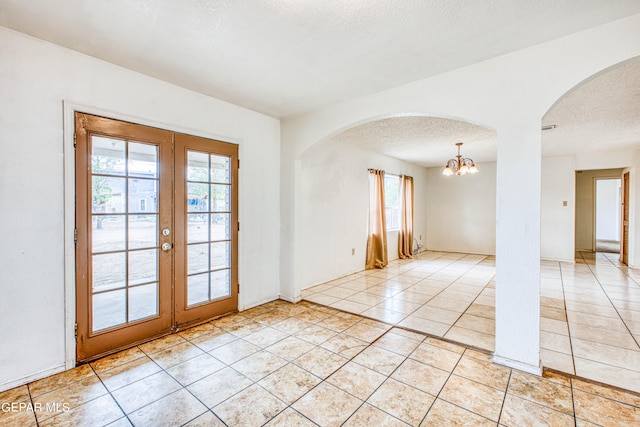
161;242;173;252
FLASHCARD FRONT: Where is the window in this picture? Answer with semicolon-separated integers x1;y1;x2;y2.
384;174;399;230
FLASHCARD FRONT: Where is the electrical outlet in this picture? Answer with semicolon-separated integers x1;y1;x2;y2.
351;248;355;255
562;201;568;207
419;235;422;240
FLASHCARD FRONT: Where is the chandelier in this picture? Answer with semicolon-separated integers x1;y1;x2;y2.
442;142;478;176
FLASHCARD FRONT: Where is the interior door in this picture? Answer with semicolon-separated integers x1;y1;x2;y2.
622;172;629;265
75;113;173;361
174;133;239;327
76;113;239;361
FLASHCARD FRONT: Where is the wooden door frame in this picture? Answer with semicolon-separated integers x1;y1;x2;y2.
62;102;243;368
622;171;630;265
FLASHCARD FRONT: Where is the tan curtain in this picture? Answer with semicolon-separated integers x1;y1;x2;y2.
365;169;388;269
398;175;414;259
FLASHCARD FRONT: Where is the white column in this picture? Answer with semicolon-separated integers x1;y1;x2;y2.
492;119;542;375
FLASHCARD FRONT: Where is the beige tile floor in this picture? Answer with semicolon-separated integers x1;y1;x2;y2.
2;299;640;426
303;250;640;393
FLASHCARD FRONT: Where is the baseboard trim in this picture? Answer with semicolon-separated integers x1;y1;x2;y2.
0;364;66;393
279;294;302;304
239;295;281;311
541;257;575;263
301;269;364;292
492;354;542;376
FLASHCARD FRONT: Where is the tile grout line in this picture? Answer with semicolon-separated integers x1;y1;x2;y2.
166;334;234;427
559;259;578;376
501;370;578;420
184;308;306;425
392;255;489;339
581;252;640;354
23;254;640;425
27;364;132;426
441;254;494;338
90;362;134;427
98;311;282;425
148;302;640;424
206;308;383;425
15;298;640;426
266;318;391;425
305;251;640;392
338;329;434;426
495;368;513;425
118;342;214;425
307;251;449;321
414;343;462;427
25;380;39;427
286;318;459;425
354;332;430;425
181;308;305;425
570;375;578;427
418;348;497;425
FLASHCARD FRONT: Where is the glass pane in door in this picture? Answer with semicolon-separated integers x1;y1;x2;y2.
90;138;161;332
185;150;232;306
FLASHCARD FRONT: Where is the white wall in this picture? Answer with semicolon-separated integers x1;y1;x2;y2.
425;162;496;255
421;154;629;263
596;179;622;241
539;155;634;261
297;139;427;290
541;156;576;262
423;154;610;263
0;27;281;391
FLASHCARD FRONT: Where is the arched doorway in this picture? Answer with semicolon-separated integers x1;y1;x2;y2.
297;114;501;350
538;56;640;390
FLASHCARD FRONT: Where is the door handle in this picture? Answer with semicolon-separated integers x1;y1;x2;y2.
162;242;173;252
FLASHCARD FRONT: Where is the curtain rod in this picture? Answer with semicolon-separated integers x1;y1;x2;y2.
368;169;413;180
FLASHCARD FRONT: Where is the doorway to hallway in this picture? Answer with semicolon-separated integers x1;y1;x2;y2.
574;168;624;254
595;178;621;253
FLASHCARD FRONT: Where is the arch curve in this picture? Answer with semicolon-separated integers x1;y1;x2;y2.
542;55;640;120
297;111;497;161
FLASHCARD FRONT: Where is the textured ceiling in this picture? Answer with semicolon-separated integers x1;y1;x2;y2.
1;0;639;118
331;117;497;168
329;57;640;167
542;57;640;157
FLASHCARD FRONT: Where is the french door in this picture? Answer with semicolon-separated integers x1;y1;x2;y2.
75;113;238;362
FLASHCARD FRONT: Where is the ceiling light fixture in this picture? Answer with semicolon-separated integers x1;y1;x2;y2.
442;142;478;176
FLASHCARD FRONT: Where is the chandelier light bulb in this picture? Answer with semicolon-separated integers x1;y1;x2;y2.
442;142;478;177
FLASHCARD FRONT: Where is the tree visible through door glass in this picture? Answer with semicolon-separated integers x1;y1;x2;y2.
90;137;160;332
